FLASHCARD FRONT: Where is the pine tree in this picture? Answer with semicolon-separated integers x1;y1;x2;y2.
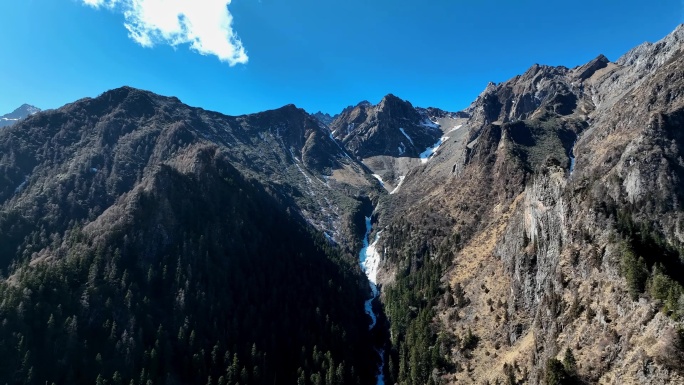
562;348;577;376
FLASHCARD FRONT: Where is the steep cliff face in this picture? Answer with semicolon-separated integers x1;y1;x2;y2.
331;94;440;159
374;25;684;385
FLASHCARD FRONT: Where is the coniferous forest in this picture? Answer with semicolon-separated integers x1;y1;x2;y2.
0;149;377;385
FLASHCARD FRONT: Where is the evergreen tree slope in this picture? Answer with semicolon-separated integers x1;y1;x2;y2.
0;123;377;384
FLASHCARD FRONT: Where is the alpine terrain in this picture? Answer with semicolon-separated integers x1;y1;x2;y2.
0;24;683;385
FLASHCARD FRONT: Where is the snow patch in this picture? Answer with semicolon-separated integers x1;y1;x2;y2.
446;124;463;133
372;174;385;189
389;176;405;195
398;127;414;146
329;130;353;160
398;142;406;156
419;136;450;163
420;119;440;129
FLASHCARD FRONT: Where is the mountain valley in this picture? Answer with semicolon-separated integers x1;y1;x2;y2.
1;24;684;385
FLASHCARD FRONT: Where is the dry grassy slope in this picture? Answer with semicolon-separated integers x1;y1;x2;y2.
376;25;684;385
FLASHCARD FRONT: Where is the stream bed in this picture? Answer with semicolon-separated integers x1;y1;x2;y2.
359;216;385;385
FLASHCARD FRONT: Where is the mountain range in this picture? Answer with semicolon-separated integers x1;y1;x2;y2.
0;24;683;385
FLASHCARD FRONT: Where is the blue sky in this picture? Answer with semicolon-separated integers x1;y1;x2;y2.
0;1;682;116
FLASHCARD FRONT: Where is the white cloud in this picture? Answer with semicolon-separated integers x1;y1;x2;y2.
82;0;105;6
82;0;248;66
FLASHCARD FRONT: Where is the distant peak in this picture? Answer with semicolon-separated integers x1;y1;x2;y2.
14;104;40;114
1;104;41;125
0;103;40;127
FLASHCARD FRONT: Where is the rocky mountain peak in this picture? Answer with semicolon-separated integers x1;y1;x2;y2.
378;93;403;104
574;54;611;80
376;93;421;121
593;53;610;63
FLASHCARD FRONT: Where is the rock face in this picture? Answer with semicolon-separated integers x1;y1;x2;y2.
331;94;443;159
0;103;40;128
371;24;684;385
312;111;337;126
329;94;466;194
